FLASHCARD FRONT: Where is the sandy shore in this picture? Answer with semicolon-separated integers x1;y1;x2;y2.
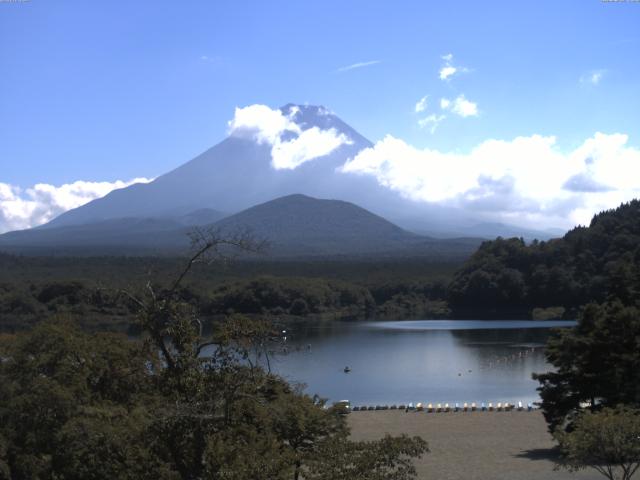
348;410;601;480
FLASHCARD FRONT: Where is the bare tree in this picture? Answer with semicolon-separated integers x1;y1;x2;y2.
120;227;267;374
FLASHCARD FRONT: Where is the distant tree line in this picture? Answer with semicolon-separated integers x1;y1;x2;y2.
0;276;451;333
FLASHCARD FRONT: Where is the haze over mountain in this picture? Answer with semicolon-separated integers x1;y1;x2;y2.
0;104;551;254
0;194;481;259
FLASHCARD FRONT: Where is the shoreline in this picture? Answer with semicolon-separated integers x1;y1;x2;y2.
348;410;601;480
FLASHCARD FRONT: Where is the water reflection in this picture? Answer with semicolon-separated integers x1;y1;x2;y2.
270;320;575;405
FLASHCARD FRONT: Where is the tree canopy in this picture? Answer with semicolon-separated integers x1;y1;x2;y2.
448;200;640;317
0;229;428;479
555;406;640;480
534;302;640;432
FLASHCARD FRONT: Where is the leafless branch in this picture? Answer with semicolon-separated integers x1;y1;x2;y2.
169;226;267;295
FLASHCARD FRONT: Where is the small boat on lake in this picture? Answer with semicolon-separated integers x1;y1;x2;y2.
343;366;351;373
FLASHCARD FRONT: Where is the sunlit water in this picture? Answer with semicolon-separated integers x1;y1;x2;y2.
269;320;575;406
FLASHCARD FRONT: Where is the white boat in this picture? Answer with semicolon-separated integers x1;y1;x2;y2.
334;400;351;414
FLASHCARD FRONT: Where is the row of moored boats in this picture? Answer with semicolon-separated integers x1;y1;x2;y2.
349;401;534;412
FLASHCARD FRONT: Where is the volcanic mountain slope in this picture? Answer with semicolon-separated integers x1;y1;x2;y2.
0;194;482;259
215;194;419;255
36;104;483;236
43;104;377;227
3;103;560;244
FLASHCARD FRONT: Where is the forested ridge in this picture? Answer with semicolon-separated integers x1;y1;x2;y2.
448;200;640;318
1;200;639;332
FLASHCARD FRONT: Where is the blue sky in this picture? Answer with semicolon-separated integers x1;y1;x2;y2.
1;0;639;231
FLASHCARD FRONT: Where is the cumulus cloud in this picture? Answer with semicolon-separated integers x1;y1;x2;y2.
439;53;468;81
563;172;612;193
0;178;153;233
341;132;640;228
414;95;429;113
441;95;479;117
228;104;353;169
271;127;352;169
336;60;381;72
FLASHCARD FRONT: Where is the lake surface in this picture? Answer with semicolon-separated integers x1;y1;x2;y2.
269;320;576;406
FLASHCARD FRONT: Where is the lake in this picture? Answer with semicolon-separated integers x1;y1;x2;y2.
269;320;576;406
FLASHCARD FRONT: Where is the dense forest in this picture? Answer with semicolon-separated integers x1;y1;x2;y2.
2;200;639;332
0;255;453;332
0;232;429;479
448;200;640;318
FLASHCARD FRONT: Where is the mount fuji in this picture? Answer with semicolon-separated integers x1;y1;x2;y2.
0;104;558;256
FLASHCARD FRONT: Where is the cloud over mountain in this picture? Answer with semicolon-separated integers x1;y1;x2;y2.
342;132;640;227
228;104;353;169
4;103;638;235
0;178;152;233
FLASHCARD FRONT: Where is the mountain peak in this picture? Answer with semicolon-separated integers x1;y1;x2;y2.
280;103;331;116
278;103;349;134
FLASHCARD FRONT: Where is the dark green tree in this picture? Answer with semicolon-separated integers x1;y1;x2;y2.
555;406;640;480
534;302;640;432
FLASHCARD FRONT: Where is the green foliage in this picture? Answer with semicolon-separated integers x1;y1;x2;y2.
555;406;640;480
534;302;640;432
0;320;161;479
0;315;428;479
0;256;460;333
448;200;640;316
0;235;429;479
307;434;429;480
0;433;9;480
208;276;376;320
531;306;565;321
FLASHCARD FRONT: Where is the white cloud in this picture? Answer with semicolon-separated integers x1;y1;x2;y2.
414;95;429;113
229;104;299;144
580;69;606;85
271;127;352;169
439;66;457;81
0;178;153;233
444;95;478;117
341;132;640;228
228;104;352;170
439;53;468;81
418;114;446;134
336;60;381;72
